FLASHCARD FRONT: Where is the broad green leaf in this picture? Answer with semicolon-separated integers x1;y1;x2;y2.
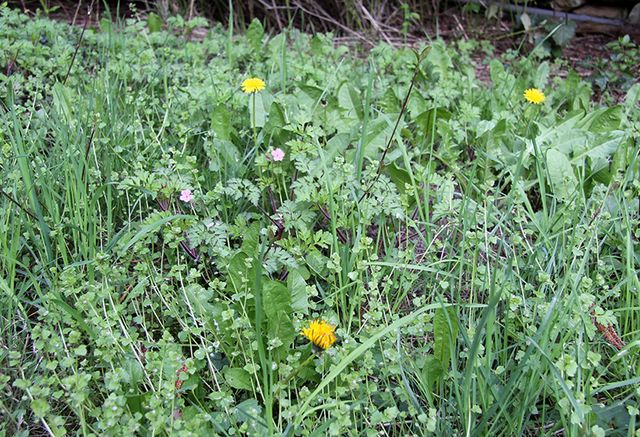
624;83;640;111
551;20;576;47
416;107;452;140
267;101;285;129
310;34;327;55
31;399;50;418
211;105;232;141
240;223;261;255
224;367;253;391
386;162;412;194
246;18;264;53
268;309;296;355
546;148;577;201
208;140;240;172
287;269;309;314
121;358;144;386
226;252;253;295
320;132;350;169
337;83;362;120
571;132;623;164
476;119;497;138
433;306;459;367
235;398;266;435
362;117;396;159
298;85;324;105
147;12;163;33
305;249;329;277
262;280;291;321
576;106;622;133
421;355;444;387
425;41;452;81
534;62;550;88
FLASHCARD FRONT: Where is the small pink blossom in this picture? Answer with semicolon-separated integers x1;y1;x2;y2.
270;148;285;162
179;189;193;203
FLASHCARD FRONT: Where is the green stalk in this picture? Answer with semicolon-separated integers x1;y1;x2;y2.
252;92;257;148
252;239;273;434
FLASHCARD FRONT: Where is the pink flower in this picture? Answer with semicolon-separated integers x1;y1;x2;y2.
270;148;285;162
179;189;193;203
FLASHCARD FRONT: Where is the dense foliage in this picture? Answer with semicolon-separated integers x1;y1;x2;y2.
1;6;639;436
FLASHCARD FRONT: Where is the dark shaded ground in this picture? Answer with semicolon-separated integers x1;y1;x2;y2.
7;0;638;99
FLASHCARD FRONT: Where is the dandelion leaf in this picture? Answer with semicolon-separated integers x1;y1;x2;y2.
246;18;264;54
433;306;459;368
262;280;292;321
577;106;622;133
546;148;577;201
147;12;163;33
211;105;233;141
287;269;309;314
421;355;444;387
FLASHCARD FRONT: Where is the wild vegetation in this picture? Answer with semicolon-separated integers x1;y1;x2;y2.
1;5;639;436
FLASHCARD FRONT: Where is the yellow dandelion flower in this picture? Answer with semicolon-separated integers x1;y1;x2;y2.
302;320;336;350
242;77;266;93
524;88;545;104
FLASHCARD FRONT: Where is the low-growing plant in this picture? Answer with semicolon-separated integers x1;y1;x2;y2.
1;5;639;436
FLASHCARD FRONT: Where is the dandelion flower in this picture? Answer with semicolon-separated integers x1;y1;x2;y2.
179;189;193;203
242;77;266;94
524;88;545;104
270;148;285;161
302;319;336;350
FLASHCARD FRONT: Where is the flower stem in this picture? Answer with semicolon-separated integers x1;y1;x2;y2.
282;353;316;387
252;93;257;148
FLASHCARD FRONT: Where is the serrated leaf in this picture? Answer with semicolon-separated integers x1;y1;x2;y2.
425;41;453;81
246;18;264;53
147;12;163;33
534;62;550;89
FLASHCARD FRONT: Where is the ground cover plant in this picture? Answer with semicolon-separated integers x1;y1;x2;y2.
1;5;639;436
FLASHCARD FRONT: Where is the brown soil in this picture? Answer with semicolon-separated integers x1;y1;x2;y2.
6;0;637;93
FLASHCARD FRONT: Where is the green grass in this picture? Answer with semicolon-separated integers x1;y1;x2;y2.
1;6;639;436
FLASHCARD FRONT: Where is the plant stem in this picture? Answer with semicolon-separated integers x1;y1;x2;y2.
252;92;257;148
